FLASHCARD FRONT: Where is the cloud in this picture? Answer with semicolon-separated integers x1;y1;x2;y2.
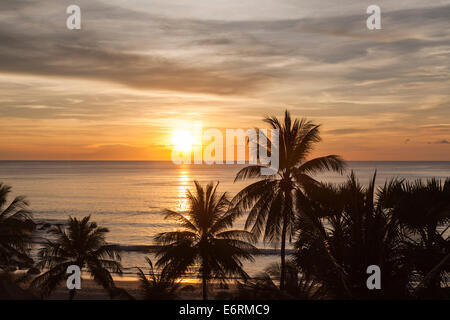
73;144;153;160
193;38;233;46
420;124;450;131
326;128;369;135
0;34;267;95
0;1;449;160
0;1;449;97
0;2;272;95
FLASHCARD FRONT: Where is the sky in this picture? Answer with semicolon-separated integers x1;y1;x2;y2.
0;0;449;161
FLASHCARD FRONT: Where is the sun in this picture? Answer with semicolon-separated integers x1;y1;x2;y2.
171;129;194;152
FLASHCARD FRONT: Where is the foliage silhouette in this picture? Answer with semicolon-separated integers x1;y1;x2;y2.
31;216;128;299
232;110;344;290
137;257;180;300
155;181;257;300
0;183;35;271
294;173;449;299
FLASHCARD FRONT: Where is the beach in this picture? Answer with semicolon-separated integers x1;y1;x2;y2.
18;277;239;300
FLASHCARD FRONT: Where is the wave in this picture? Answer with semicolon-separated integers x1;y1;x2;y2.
33;220;292;256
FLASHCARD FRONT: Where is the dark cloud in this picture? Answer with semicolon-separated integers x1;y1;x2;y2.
0;1;449;96
326;128;370;135
0;2;271;95
193;38;233;46
0;29;269;95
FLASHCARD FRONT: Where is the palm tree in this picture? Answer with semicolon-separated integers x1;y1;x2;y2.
232;110;344;290
236;260;325;300
137;257;180;300
294;173;412;299
386;178;450;298
0;183;35;271
30;216;125;299
155;181;257;300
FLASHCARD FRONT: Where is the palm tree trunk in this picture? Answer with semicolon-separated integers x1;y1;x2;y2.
414;252;450;295
202;272;208;300
304;211;353;298
69;263;82;300
280;218;287;291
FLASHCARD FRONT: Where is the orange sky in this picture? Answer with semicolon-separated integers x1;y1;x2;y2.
0;1;449;161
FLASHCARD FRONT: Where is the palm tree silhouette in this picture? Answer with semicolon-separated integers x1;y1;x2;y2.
232;110;344;290
237;260;325;300
387;178;450;298
30;216;125;299
0;183;35;271
155;181;257;300
294;173;413;299
137;257;180;300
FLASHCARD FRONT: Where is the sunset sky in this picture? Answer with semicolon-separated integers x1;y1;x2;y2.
0;0;449;161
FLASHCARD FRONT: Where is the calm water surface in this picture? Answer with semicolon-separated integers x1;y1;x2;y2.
1;161;448;278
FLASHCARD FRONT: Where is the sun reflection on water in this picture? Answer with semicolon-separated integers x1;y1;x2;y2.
176;168;191;212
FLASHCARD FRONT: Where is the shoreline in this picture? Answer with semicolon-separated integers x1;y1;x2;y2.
32;220;294;255
23;278;238;300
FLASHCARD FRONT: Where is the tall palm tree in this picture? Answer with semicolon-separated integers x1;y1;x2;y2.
155;181;257;300
30;216;125;299
232;110;344;290
0;183;35;271
136;257;180;300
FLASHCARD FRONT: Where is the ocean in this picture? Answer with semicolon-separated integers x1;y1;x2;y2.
0;161;449;279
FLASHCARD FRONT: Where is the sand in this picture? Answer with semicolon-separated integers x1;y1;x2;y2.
25;278;236;300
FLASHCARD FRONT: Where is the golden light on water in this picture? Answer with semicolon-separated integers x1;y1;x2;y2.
176;168;190;212
178;278;201;284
